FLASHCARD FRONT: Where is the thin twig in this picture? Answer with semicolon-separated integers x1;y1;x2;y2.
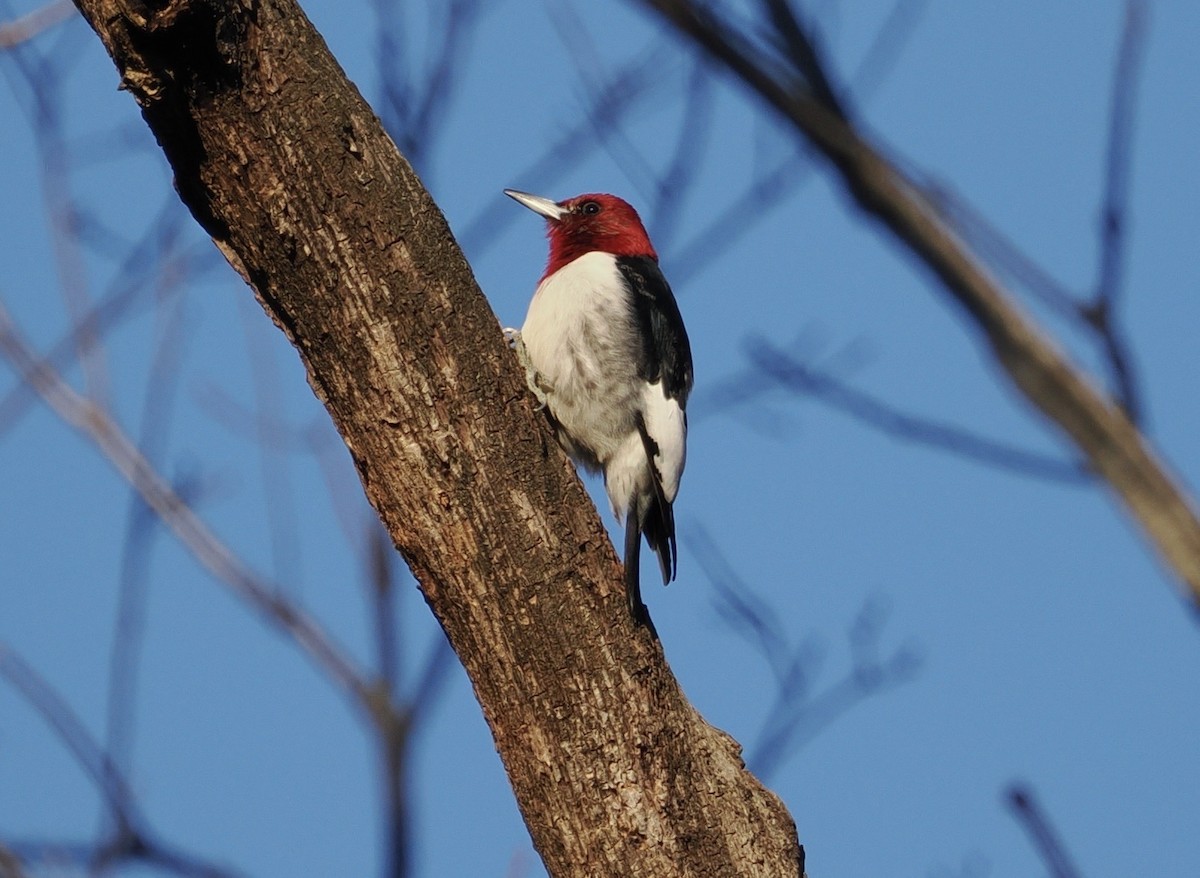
648;59;714;250
0;196;198;436
699;335;1090;484
239;296;304;590
0;646;138;828
927;182;1082;320
848;0;929;100
761;0;845;115
1088;0;1148;422
690;524;919;780
0;0;74;49
105;288;191;790
2;650;239;871
663;0;930;285
547;2;664;205
458;46;667;254
373;0;486;174
668;154;807;286
1006;784;1084;878
0;843;30;878
0;299;373;712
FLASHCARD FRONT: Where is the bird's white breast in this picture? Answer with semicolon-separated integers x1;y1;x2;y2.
520;251;687;520
521;252;641;462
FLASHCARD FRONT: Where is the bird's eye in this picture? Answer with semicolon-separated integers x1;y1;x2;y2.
580;200;601;216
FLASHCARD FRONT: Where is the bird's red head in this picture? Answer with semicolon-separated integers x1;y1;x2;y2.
505;190;657;280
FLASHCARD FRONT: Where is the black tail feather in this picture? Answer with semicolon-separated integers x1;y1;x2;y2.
624;508;652;628
634;414;677;585
640;495;676;585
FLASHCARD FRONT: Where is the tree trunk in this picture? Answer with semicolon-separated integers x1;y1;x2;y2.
69;1;804;875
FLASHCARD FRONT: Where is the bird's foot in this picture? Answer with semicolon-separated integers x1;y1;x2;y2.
503;328;551;410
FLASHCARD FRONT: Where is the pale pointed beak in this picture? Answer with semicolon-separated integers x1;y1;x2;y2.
504;189;568;222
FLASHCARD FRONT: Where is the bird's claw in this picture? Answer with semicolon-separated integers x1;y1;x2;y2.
503;327;551;410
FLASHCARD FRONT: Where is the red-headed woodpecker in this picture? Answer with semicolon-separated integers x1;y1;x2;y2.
504;189;693;625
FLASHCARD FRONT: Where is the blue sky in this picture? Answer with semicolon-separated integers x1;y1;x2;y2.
3;2;1199;876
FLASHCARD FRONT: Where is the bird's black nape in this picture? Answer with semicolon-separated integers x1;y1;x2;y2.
623;509;657;636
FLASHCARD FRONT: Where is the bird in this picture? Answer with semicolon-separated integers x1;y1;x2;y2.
504;188;693;626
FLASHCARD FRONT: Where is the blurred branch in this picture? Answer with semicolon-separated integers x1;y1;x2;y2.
659;0;928;284
458;45;667;254
0;298;373;712
239;297;303;590
761;0;845;115
639;0;1200;612
546;3;668;206
702;334;1090;484
647;59;714;249
668;152;805;286
373;0;486;175
929;185;1081;321
105;283;192;789
691;524;920;780
848;0;928;101
934;1;1148;423
0;646;137;828
0;0;74;49
365;514;454;878
0;645;242;878
0;843;30;878
193;381;375;556
1006;784;1084;878
0;195;201;436
4;29;112;406
1087;0;1148;422
1;291;451;878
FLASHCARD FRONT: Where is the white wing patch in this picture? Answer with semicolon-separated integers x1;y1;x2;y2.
640;380;686;503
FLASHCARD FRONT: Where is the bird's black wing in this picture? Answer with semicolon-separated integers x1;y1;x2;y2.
616;256;694;406
616;256;692;597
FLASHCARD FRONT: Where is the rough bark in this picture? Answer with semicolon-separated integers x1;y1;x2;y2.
68;1;803;875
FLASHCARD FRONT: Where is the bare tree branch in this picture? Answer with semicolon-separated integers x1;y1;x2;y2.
0;843;31;878
1087;0;1148;422
458;45;667;254
847;0;928;101
690;525;920;780
238;295;304;589
372;0;486;175
105;282;192;787
658;0;929;284
638;0;1200;612
0;0;74;49
1006;784;1084;878
0;645;243;878
0;298;372;710
702;334;1090;484
0;196;202;436
761;0;845;115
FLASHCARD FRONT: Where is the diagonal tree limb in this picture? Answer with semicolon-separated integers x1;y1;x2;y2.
65;1;804;876
638;0;1200;611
